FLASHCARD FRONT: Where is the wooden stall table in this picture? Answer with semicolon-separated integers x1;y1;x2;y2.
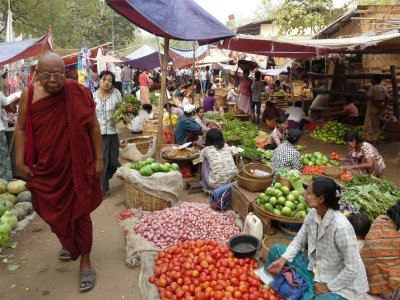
161;148;202;194
231;183;259;221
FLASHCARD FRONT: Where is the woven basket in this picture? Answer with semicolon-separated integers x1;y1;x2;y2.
253;203;304;224
120;137;153;155
143;119;158;131
322;166;342;178
243;163;273;180
124;181;170;211
227;137;241;147
237;171;273;192
261;235;292;261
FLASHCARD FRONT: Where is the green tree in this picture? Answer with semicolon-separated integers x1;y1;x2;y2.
0;0;137;49
263;0;348;36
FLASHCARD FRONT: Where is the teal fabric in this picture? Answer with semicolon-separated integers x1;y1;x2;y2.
265;244;346;300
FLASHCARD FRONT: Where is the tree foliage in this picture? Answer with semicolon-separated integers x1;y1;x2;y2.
0;0;137;49
261;0;348;36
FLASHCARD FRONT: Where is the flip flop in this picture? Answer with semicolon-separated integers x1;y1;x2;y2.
79;268;96;292
59;248;71;262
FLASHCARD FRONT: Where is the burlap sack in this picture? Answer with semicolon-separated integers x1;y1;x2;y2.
116;166;184;205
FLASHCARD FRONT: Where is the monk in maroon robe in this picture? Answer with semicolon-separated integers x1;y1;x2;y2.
15;52;103;292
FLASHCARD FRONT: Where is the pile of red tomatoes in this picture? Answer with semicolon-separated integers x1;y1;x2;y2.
149;240;281;300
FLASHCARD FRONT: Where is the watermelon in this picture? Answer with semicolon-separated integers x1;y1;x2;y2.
16;191;32;203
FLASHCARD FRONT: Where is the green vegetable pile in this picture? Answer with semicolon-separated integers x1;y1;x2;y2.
150;90;160;106
275;169;305;193
343;173;400;220
205;113;262;159
111;94;141;124
313;121;363;145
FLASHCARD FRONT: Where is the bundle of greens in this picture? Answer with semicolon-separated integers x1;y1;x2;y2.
344;184;398;220
111;94;141;124
275;169;305;193
150;91;160;106
346;173;400;198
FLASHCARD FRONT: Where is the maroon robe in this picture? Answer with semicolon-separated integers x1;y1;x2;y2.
25;79;102;260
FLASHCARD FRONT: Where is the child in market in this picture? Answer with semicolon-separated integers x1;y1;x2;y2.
264;116;288;150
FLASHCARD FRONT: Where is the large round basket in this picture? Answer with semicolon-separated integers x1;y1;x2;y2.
120;137;153;155
226;137;241;147
261;235;292;262
124;181;170;212
253;203;304;224
237;171;273;193
243;163;273;180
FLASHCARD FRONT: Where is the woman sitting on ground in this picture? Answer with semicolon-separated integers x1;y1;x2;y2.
343;130;385;177
194;107;220;133
164;102;183;116
262;101;280;130
361;201;400;300
271;129;302;172
200;128;238;191
203;89;216;112
267;177;369;299
265;116;288;150
333;96;359;126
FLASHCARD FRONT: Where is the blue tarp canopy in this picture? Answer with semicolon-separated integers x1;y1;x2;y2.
105;0;235;44
124;45;171;69
0;35;51;67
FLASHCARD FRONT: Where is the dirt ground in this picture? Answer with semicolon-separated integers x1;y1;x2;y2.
1;125;399;300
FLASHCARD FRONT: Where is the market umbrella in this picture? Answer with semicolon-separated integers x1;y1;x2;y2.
106;0;235;159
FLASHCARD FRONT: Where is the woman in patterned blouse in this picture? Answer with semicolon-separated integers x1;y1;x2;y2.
343;130;385;177
267;177;369;299
94;71;133;199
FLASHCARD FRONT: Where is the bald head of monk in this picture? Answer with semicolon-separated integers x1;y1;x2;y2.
36;52;66;94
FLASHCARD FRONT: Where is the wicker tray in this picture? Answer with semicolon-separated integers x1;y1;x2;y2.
322;166;342;178
243;163;273;180
261;235;292;262
237;171;272;192
162;149;199;161
253;203;304;224
124;181;170;211
120;137;153;155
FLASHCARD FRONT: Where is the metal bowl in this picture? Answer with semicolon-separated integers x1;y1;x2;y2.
228;234;260;258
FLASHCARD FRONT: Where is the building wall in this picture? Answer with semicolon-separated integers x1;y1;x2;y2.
260;23;279;37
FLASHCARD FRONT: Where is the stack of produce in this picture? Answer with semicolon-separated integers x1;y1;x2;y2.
256;181;309;219
149;240;281;300
313;121;350;144
343;173;400;220
0;179;33;247
134;205;240;249
163;114;179;126
0;179;32;221
111;94;141;124
301;152;339;167
124;157;180;177
150;90;160;106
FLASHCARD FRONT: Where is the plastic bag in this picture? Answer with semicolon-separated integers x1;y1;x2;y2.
270;267;308;300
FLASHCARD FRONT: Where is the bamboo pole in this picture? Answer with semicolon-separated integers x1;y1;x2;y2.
155;36;170;161
191;41;196;104
390;65;399;118
155;36;174;144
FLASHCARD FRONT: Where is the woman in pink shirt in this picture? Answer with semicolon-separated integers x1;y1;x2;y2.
139;70;152;105
237;70;252;114
335;96;359;126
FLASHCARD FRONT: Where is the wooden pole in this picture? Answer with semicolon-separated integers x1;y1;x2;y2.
155;36;170;162
390;65;399;119
191;41;196;104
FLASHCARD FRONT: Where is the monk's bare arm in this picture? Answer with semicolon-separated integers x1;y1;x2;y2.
88;113;103;178
15;89;34;179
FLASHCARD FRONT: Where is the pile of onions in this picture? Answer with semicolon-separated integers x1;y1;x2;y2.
134;205;240;249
